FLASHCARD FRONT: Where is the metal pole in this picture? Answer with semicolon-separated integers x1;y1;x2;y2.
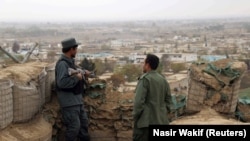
0;46;21;63
21;42;39;63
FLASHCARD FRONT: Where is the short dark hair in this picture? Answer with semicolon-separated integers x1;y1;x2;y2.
145;54;159;70
62;46;77;53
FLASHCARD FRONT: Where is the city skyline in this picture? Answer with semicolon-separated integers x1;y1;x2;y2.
0;0;250;22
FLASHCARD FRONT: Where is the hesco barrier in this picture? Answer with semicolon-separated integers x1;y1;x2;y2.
45;62;55;103
0;79;13;129
235;95;250;122
186;59;247;114
38;68;47;106
0;61;54;140
12;81;41;123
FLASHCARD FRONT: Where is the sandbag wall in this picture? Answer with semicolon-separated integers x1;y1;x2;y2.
186;59;247;114
84;79;133;141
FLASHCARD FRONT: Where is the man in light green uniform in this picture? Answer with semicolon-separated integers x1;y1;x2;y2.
133;53;172;141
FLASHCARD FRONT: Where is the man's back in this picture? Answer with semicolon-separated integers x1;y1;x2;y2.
134;70;171;128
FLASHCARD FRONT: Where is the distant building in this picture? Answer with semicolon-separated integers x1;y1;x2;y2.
200;55;227;62
76;52;114;61
128;53;146;64
161;53;198;62
128;53;197;64
110;40;133;49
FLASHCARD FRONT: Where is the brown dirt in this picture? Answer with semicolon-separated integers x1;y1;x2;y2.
0;61;49;83
0;114;52;141
171;107;250;125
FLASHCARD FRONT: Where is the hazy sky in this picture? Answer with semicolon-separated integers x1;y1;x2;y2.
0;0;250;22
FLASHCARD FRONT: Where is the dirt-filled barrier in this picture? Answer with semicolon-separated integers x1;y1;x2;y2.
0;61;53;140
38;68;47;106
84;79;133;141
0;79;13;129
45;62;56;103
12;82;41;123
1;62;50;123
186;59;247;114
235;96;250;122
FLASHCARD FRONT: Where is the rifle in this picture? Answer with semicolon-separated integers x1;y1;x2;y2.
68;68;85;76
68;68;96;91
68;68;96;78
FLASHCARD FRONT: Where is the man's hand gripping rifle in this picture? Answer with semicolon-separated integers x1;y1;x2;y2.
68;68;96;91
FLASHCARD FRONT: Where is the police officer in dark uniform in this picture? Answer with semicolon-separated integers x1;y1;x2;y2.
55;37;90;141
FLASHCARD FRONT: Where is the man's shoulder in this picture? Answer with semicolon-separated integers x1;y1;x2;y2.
138;72;151;80
56;59;66;66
